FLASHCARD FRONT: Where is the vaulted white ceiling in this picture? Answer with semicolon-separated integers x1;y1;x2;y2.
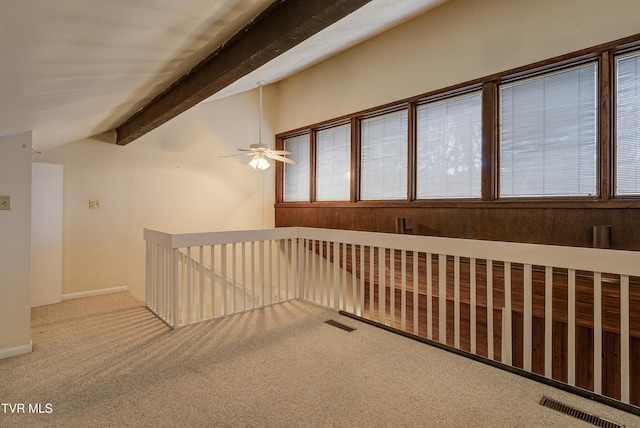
0;0;445;151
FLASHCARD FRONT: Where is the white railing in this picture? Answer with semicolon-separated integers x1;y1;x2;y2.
145;228;301;328
144;226;640;407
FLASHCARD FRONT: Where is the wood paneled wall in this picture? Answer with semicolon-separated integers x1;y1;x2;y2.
275;205;640;250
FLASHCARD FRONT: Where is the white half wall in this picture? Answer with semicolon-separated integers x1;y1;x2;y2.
276;0;640;133
0;131;32;358
39;87;277;301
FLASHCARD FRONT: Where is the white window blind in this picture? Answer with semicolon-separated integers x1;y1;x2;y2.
499;63;597;197
416;92;482;199
616;51;640;195
360;110;408;200
283;134;310;202
316;124;351;201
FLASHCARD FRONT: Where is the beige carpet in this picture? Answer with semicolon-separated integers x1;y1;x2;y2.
1;292;638;427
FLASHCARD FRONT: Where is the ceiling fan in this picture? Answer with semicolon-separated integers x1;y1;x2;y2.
221;82;296;170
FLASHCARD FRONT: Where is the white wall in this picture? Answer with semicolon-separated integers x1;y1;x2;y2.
31;162;63;307
39;87;277;300
276;0;640;133
0;132;32;358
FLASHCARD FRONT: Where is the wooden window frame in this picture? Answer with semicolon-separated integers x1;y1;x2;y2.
610;47;640;199
275;32;640;210
314;121;353;202
414;87;484;201
358;104;411;202
496;59;600;200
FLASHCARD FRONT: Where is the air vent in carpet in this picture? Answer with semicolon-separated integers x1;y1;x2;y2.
324;320;355;332
539;397;623;428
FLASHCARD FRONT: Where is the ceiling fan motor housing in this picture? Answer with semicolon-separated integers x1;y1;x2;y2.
250;143;271;151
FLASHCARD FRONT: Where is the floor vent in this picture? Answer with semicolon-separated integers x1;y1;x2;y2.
324;320;355;332
539;397;623;428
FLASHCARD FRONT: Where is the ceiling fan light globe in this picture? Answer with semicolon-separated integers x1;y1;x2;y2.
248;156;259;169
257;157;271;170
249;155;270;170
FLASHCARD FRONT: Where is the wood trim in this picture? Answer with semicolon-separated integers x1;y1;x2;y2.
611;51;620;199
600;51;613;200
314;118;352;132
115;0;374;146
350;118;359;203
275;198;640;209
310;130;317;203
408;102;417;201
358;102;410;120
353;117;362;202
275;136;284;203
481;82;497;201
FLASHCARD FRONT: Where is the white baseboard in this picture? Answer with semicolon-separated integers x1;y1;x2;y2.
62;286;128;301
0;340;32;360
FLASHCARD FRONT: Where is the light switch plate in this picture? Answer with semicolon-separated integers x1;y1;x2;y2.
89;199;101;209
0;195;10;210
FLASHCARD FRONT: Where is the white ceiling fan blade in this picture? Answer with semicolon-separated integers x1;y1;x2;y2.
219;152;255;158
266;153;296;164
236;148;253;152
266;150;292;155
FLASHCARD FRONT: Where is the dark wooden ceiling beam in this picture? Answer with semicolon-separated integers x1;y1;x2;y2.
115;0;373;146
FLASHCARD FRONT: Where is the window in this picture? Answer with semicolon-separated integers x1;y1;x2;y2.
283;134;310;202
416;92;482;199
316;124;351;201
360;110;408;200
616;51;640;195
278;34;640;207
499;63;597;197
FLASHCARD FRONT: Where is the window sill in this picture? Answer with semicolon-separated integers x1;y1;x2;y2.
275;198;640;209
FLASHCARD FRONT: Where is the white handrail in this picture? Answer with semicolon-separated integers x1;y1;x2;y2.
145;227;640;277
144;228;298;249
295;227;640;277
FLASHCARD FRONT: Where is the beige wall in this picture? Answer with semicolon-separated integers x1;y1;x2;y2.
40;87;277;300
276;0;640;133
0;132;32;357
